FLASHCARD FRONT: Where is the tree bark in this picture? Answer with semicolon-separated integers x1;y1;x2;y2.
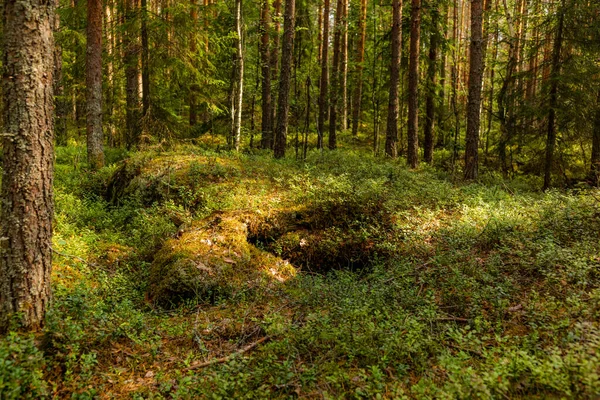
464;0;485;180
328;0;344;149
190;0;199;126
260;0;273;149
592;89;600;185
543;0;565;190
270;0;282;130
407;0;421;168
86;0;104;169
317;0;330;149
231;0;244;151
124;0;141;149
0;0;55;333
141;0;150;117
340;0;349;131
424;6;439;164
385;0;402;158
351;0;367;137
274;0;296;158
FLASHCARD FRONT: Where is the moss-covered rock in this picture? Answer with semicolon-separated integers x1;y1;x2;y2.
147;212;296;307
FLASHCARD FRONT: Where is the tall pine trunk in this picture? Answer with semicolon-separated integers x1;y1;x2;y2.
231;0;244;151
464;0;485;180
407;0;421;168
385;0;402;158
124;0;140;149
423;6;439;164
141;0;150;117
86;0;104;169
318;0;330;149
260;0;273;149
592;89;600;185
543;0;565;190
274;0;296;158
351;0;367;137
328;0;344;149
340;0;349;131
0;0;55;333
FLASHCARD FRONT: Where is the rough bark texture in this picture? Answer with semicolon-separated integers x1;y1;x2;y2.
463;0;485;180
317;0;330;149
125;0;141;149
407;0;421;168
1;0;55;333
260;0;273;149
543;0;564;190
423;8;438;164
86;0;105;169
385;0;402;158
274;0;296;158
351;0;367;137
328;0;344;150
231;0;244;151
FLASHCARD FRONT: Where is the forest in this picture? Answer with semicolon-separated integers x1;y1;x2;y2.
0;0;599;398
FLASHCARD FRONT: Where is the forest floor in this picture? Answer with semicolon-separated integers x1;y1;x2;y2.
2;138;600;399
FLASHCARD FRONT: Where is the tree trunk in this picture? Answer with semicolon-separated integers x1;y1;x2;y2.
407;0;421;168
463;0;485;180
351;0;367;137
125;0;140;149
543;0;565;190
317;0;330;149
592;89;600;185
141;0;150;117
270;0;282;130
328;0;344;150
385;0;402;158
260;0;273;149
190;0;198;126
231;0;244;151
86;0;104;169
423;6;439;164
274;0;296;158
0;0;55;333
340;0;349;131
54;11;68;146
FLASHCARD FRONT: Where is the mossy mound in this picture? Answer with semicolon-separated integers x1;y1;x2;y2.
105;155;241;207
147;212;296;307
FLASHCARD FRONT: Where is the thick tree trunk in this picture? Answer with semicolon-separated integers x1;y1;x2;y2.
125;0;141;149
385;0;402;158
407;0;421;168
351;0;367;137
274;0;296;158
231;0;244;151
317;0;330;149
543;0;565;190
0;0;55;333
86;0;104;169
328;0;344;150
260;0;273;149
423;7;439;164
464;0;485;180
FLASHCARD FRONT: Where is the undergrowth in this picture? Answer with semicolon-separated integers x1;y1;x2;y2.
1;142;599;399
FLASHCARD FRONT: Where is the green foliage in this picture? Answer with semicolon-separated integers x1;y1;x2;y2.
0;334;48;399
